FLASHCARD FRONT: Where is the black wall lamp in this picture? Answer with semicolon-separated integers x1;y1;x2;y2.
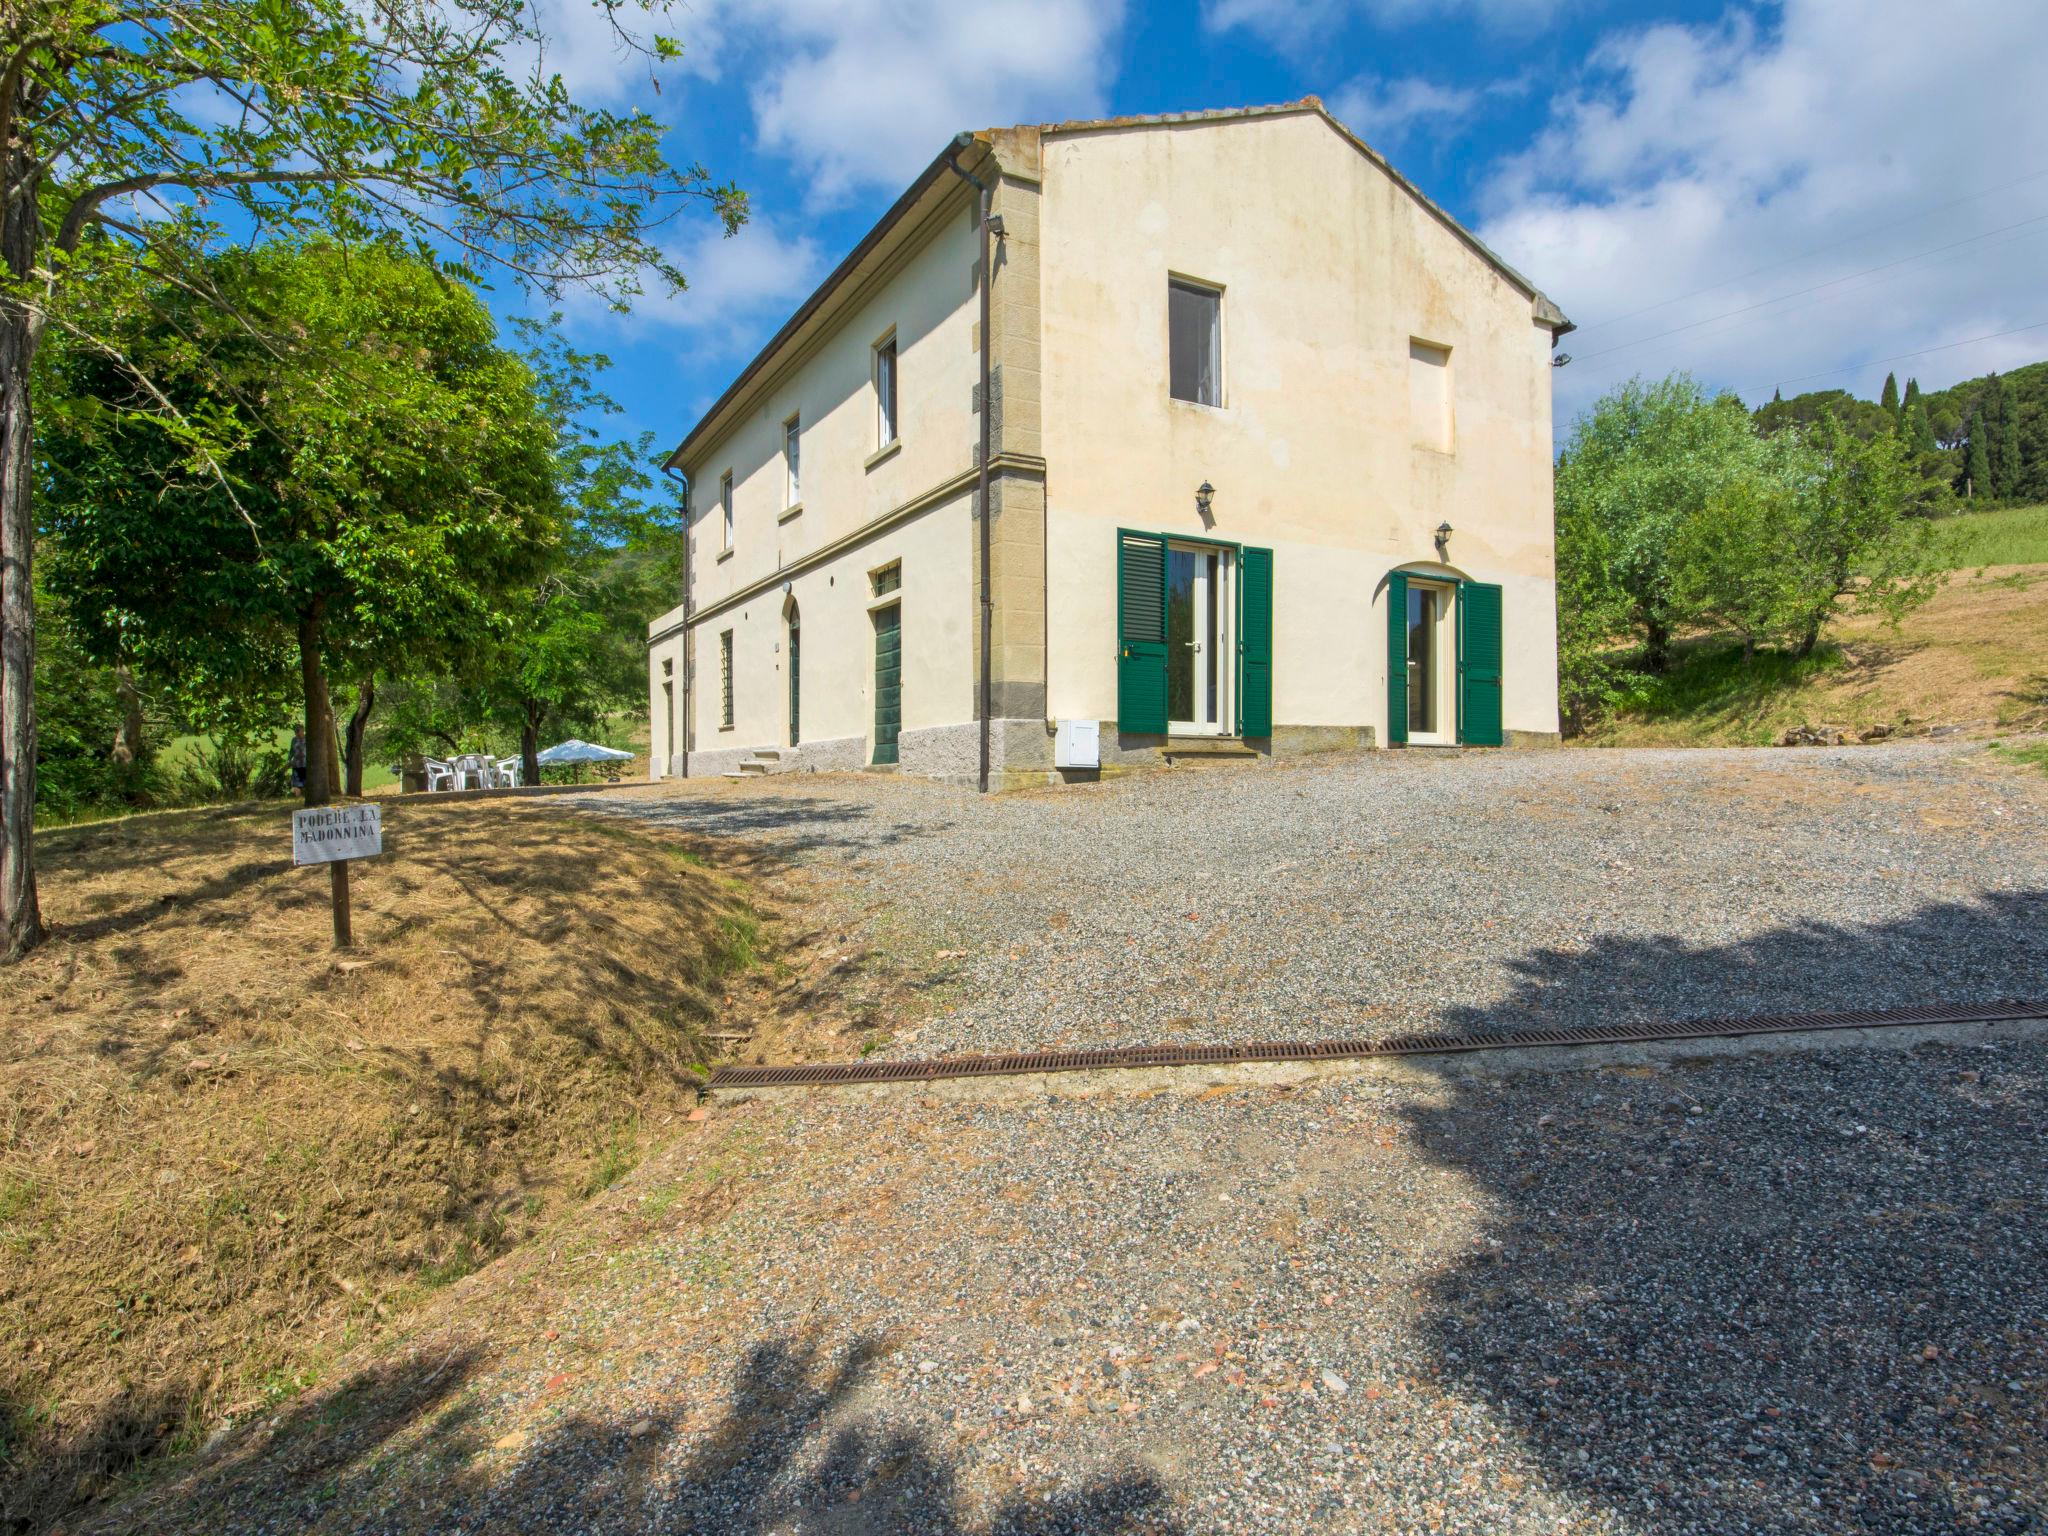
1196;480;1215;523
1435;520;1453;557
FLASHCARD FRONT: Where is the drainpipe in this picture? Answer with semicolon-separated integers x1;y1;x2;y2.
945;135;996;794
661;463;692;781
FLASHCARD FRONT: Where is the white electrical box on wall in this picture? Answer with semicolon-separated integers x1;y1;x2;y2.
1054;719;1100;769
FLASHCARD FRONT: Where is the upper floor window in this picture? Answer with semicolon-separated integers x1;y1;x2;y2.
719;469;734;550
783;415;801;506
1408;339;1452;453
1169;278;1222;407
874;334;898;447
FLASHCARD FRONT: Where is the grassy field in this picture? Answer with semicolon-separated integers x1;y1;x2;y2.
0;797;773;1531
1936;501;2048;568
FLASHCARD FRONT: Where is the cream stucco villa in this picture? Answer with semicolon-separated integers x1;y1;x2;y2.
646;99;1571;790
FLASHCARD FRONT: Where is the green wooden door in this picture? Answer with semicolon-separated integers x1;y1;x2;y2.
787;608;801;747
1385;571;1409;746
1117;531;1169;735
872;603;901;764
1457;580;1503;747
1238;546;1273;737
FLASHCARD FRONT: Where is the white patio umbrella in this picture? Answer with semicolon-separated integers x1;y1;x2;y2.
534;738;634;765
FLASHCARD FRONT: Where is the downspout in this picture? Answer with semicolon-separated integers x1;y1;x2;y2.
661;463;692;780
944;135;996;794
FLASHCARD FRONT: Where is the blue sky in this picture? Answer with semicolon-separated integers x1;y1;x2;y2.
523;0;2048;455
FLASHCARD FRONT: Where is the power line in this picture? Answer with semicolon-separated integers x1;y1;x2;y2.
1748;318;2048;395
1568;210;2048;364
1558;217;2048;382
1564;162;2048;337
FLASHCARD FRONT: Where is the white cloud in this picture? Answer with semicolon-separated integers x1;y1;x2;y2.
743;0;1126;202
1329;76;1479;147
1476;0;2048;430
567;212;827;348
1207;0;1576;51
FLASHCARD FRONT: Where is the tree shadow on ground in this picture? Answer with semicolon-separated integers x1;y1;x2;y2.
1443;889;2047;1036
567;786;949;860
1407;892;2048;1533
96;1332;1180;1536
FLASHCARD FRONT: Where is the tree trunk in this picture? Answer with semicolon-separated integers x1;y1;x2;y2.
1643;615;1673;674
520;701;542;791
298;599;335;807
111;661;144;770
343;677;375;798
1794;619;1822;660
0;211;45;962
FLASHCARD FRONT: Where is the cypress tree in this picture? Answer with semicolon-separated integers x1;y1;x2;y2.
1902;376;1921;409
1880;371;1900;418
1991;376;2023;497
1962;408;1991;498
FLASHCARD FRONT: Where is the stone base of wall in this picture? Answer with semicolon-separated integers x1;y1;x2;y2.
681;745;755;779
1505;728;1562;749
1082;721;1375;772
790;735;868;774
896;719;1050;786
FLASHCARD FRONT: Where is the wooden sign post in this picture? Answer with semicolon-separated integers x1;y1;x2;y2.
292;804;383;949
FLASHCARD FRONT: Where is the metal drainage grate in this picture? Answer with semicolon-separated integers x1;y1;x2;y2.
707;999;2048;1091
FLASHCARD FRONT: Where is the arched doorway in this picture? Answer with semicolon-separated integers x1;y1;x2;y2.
785;599;801;747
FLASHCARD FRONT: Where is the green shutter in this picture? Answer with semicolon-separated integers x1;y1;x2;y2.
1238;546;1273;738
872;603;901;764
1117;532;1168;735
1458;580;1504;747
1385;571;1408;746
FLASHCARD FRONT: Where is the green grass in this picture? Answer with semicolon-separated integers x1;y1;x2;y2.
1933;503;2048;569
1990;739;2048;775
1593;640;1849;745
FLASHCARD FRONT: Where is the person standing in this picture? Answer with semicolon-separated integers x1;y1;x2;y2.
289;726;308;792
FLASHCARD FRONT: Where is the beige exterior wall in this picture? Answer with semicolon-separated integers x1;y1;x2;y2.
1037;111;1561;745
662;181;987;774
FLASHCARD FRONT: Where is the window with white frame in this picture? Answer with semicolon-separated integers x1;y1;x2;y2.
874;334;898;447
719;469;734;549
783;415;801;506
1408;339;1453;452
1168;279;1222;406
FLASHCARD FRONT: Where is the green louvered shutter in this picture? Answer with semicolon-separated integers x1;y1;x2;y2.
1385;571;1408;746
1238;546;1273;738
1458;579;1504;747
1117;532;1169;735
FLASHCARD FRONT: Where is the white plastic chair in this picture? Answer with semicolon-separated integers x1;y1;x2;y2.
423;757;457;792
452;752;490;790
492;756;522;788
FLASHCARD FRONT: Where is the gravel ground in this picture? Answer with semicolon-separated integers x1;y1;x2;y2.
571;742;2048;1059
111;1034;2047;1534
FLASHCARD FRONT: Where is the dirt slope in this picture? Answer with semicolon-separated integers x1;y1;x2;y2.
0;797;767;1531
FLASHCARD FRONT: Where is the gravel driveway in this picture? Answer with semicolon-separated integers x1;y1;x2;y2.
576;742;2048;1059
111;1034;2047;1535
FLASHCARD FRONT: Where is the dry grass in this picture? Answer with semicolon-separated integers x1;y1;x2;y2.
1580;565;2048;748
0;797;768;1530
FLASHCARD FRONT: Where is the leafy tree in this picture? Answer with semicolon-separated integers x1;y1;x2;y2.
1669;436;1813;661
1;1;743;960
43;243;561;822
30;574;158;821
1555;375;1763;673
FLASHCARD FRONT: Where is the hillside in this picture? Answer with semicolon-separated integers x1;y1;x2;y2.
0;798;773;1531
1578;506;2048;748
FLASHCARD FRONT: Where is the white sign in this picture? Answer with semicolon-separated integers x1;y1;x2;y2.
292;804;383;866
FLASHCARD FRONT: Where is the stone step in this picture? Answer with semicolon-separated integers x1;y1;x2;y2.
1163;737;1260;764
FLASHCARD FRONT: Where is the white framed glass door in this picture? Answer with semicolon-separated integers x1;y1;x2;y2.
1167;543;1231;735
1405;580;1456;745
